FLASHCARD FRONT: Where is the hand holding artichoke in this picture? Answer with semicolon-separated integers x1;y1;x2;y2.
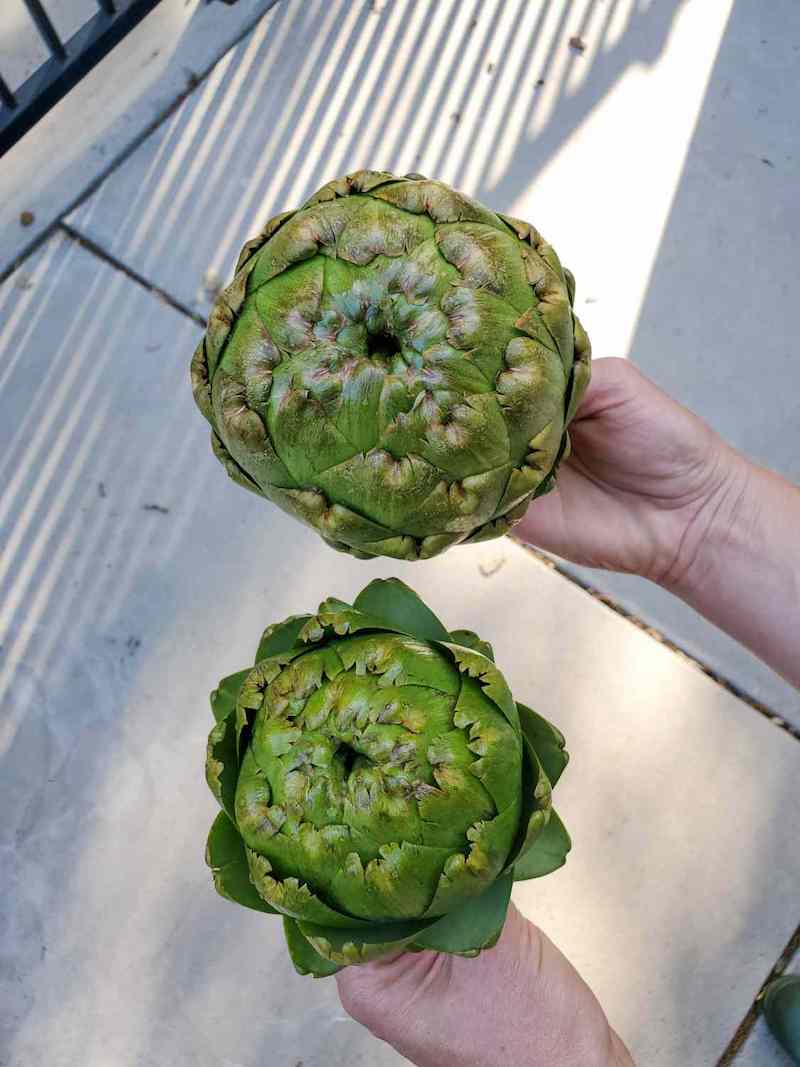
191;171;590;560
205;579;570;976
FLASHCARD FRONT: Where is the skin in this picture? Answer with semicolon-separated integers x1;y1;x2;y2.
336;357;800;1065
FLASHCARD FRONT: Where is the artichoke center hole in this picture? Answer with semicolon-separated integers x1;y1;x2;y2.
366;328;400;360
338;742;360;776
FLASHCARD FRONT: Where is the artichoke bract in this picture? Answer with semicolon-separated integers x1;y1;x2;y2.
191;171;590;560
205;578;571;976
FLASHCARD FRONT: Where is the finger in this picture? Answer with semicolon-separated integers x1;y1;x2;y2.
570;356;644;422
512;485;568;554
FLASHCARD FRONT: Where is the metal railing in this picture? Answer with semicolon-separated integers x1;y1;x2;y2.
0;0;237;157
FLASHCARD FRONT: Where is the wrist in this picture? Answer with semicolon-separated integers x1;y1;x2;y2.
656;444;753;599
658;447;800;688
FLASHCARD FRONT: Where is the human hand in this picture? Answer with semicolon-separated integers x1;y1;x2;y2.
515;357;744;587
336;903;633;1067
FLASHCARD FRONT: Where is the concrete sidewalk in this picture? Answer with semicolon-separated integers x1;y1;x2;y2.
1;2;798;1065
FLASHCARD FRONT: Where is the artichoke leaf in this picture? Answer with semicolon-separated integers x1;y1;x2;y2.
206;712;242;819
255;614;314;662
210;669;252;724
412;871;512;956
439;642;520;732
246;849;373;930
353;577;451;643
512;810;571;881
517;702;569;788
452;675;522;815
206;812;278;914
502;736;553;875
283;917;342;977
447;630;495;662
297;915;439;967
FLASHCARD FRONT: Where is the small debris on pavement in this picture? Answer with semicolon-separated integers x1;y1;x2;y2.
479;557;507;578
569;35;587;54
486;62;495;75
20;210;35;226
761;157;775;167
143;503;169;514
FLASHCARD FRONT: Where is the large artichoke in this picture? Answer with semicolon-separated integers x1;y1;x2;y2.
205;578;571;976
191;171;590;560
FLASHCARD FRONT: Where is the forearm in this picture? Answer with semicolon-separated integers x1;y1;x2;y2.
665;453;800;688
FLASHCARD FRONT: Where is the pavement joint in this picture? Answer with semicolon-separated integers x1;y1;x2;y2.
515;540;800;747
59;221;206;327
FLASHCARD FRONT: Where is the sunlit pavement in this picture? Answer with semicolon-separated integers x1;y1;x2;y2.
1;3;798;1065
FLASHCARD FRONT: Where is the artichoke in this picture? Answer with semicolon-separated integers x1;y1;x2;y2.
762;976;800;1061
191;171;590;560
205;578;571;976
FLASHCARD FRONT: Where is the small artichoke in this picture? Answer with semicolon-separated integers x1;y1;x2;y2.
205;578;571;976
191;171;590;560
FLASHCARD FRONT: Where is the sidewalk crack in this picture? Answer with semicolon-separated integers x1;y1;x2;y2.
514;539;800;746
59;221;206;328
716;922;800;1065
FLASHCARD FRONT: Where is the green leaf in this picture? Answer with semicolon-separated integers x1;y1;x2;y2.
205;812;278;914
440;642;520;733
413;872;512;955
448;629;495;662
206;713;240;819
283;918;341;977
353;578;451;642
255;614;313;662
210;669;251;724
503;736;552;873
762;976;800;1060
517;702;569;787
297;915;437;967
512;810;571;880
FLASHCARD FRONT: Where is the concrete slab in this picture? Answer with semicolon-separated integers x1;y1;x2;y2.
734;952;800;1066
64;0;800;725
560;0;800;729
0;0;279;276
2;235;800;1066
66;0;723;335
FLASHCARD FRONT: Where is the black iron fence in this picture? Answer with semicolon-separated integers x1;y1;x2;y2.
0;0;237;156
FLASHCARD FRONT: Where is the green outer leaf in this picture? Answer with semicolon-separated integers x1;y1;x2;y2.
448;629;495;662
503;735;552;873
412;871;512;955
353;578;451;642
283;918;342;977
512;810;571;880
255;614;314;662
439;641;520;733
517;702;569;787
210;669;251;724
762;976;800;1061
246;849;373;930
206;713;239;819
205;812;278;914
297;915;439;967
